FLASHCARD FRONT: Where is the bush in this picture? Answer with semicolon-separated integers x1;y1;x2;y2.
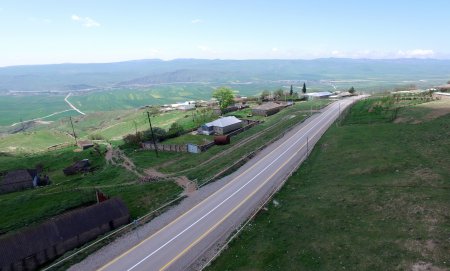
143;127;167;142
123;132;143;146
88;134;105;140
168;122;185;137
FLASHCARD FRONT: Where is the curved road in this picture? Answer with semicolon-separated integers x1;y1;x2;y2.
97;96;363;271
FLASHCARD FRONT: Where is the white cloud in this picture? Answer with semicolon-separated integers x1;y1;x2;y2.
272;48;279;52
71;14;100;28
198;45;216;54
397;49;435;58
191;19;203;24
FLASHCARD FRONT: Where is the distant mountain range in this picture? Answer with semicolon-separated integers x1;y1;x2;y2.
1;58;450;92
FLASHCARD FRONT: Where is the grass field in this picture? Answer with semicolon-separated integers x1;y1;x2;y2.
207;98;450;271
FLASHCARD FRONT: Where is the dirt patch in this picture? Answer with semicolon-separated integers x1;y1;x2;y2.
174;176;197;196
105;144;142;178
394;117;410;123
425;240;438;251
413;168;441;184
410;261;447;271
424;107;450;120
141;168;168;182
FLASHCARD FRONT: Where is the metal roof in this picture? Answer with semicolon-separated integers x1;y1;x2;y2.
305;91;333;97
204;116;242;128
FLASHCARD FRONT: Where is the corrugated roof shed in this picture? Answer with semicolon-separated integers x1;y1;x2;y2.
204;116;242;128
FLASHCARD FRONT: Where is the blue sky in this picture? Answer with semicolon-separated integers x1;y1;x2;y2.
1;0;450;66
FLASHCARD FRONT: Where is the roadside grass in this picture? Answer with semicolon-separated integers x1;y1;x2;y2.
122;148;185;170
207;98;450;271
163;134;213;145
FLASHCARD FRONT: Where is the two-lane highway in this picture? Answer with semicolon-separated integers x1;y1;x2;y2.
97;97;362;271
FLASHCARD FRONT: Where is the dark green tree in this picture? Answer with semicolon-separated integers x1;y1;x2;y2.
349;86;355;94
168;122;184;136
212;87;235;110
274;89;284;100
144;127;167;142
302;82;307;94
289;85;294;96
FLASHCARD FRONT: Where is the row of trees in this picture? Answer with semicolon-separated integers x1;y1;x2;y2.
212;83;308;109
123;122;185;146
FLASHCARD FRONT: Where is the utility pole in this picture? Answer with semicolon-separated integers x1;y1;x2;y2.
20;117;25;132
146;111;159;157
133;120;138;136
69;116;77;145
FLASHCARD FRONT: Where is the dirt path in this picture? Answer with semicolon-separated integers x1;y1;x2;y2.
105;144;143;178
105;144;197;195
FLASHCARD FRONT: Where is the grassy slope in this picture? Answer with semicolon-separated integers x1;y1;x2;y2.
0;146;181;234
207;98;450;271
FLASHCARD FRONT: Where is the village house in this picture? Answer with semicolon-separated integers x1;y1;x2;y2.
77;140;94;150
200;116;243;135
252;102;287;116
0;169;49;194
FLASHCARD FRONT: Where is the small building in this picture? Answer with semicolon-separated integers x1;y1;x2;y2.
433;92;450;99
201;116;242;135
171;101;196;111
0;169;37;194
63;159;91;176
0;198;130;271
252;102;286;116
304;91;333;100
77;140;94;150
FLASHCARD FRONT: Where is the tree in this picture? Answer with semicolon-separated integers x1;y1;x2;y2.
144;127;167;142
260;90;271;101
289;85;294;96
348;86;355;94
447;80;450;84
302;82;307;94
274;89;284;100
168;122;184;137
212;87;234;110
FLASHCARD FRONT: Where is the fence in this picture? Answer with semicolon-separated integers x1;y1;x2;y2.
141;141;215;153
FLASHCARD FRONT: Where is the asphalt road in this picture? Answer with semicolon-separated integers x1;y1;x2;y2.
97;97;362;271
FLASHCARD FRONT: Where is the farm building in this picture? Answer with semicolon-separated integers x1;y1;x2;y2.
252;102;286;116
304;91;333;100
0;198;130;271
0;169;49;194
63;159;90;176
200;116;242;135
77;140;94;150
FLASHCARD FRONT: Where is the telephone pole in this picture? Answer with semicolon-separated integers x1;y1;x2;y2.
146;111;159;157
69;116;77;145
